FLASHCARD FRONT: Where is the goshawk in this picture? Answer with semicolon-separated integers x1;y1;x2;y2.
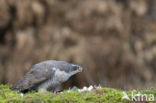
10;60;83;92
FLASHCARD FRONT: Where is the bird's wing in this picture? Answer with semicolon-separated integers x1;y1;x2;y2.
10;63;55;91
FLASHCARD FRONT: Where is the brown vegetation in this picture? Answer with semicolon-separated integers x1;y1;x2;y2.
0;0;156;89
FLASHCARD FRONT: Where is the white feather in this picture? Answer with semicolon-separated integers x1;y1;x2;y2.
37;69;71;91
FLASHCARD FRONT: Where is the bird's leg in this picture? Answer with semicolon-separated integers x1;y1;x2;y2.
55;85;60;94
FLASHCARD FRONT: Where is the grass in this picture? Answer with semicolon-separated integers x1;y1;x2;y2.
0;85;155;103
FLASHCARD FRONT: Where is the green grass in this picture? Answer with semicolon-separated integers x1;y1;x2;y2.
0;85;155;103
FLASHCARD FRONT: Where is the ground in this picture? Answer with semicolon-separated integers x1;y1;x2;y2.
0;85;155;103
0;0;156;89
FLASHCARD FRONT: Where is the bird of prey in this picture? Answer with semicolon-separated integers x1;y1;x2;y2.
10;60;83;93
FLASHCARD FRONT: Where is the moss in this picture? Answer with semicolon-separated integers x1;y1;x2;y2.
0;85;155;103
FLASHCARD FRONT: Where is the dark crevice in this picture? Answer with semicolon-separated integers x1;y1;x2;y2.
0;5;16;46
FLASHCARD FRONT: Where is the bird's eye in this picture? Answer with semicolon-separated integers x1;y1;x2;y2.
71;64;78;71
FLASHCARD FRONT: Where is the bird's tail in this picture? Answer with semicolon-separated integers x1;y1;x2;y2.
10;83;19;90
10;81;22;90
10;79;28;91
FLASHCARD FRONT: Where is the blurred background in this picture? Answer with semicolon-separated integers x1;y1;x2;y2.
0;0;156;90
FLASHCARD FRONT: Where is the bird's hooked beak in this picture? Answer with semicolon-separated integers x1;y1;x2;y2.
78;66;84;72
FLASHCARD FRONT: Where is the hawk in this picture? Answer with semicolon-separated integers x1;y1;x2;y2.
10;60;83;92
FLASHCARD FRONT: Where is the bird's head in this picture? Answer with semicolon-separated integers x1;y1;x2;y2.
70;64;84;74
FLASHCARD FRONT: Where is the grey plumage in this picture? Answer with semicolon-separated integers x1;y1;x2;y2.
10;60;83;92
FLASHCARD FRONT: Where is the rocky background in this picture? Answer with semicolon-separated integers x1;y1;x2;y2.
0;0;156;90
